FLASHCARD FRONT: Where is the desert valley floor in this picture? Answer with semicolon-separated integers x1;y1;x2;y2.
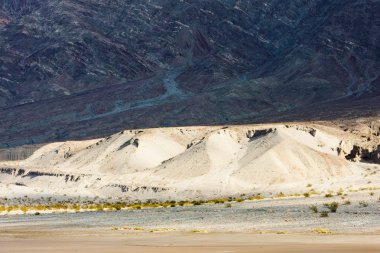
1;121;380;252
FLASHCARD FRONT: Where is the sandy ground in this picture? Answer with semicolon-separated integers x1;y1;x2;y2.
1;229;380;253
1;190;379;252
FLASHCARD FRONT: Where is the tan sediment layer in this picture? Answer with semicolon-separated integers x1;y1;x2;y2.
1;229;380;253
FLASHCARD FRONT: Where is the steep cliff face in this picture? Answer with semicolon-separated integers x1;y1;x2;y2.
0;0;379;147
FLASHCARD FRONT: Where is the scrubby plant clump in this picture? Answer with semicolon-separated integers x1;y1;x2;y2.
323;202;339;213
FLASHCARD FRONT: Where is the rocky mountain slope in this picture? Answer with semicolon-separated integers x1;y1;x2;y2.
0;0;380;147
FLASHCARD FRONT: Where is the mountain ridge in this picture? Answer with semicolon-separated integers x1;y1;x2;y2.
0;0;379;147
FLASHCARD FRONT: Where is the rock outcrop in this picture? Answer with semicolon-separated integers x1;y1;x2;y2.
346;145;380;164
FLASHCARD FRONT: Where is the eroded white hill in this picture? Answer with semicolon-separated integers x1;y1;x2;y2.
1;124;377;200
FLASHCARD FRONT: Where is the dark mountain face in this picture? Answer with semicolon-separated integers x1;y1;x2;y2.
0;0;379;147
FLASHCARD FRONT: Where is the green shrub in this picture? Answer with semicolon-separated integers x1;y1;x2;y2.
320;211;329;217
248;195;264;201
312;228;331;234
20;206;28;213
323;202;339;212
309;205;318;213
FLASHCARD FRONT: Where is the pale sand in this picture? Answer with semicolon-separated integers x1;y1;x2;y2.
1;229;380;253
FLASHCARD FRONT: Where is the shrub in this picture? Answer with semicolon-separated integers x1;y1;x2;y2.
306;184;312;188
309;205;318;213
359;201;368;207
320;211;329;217
191;229;208;233
312;228;331;234
20;206;28;214
210;199;226;204
248;195;264;201
325;193;333;198
343;200;351;205
225;203;232;208
323;202;339;212
303;192;310;198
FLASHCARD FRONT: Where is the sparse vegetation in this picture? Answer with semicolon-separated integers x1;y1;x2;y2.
312;228;331;234
191;229;208;233
320;211;329;217
343;200;351;205
336;189;344;196
20;206;28;213
247;195;264;201
323;202;339;213
309;205;318;213
123;227;144;231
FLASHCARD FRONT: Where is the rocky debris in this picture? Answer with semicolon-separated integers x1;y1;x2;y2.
118;138;139;151
292;126;317;137
346;145;380;164
186;138;203;149
0;167;89;182
105;184;167;193
246;128;276;140
64;151;72;159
